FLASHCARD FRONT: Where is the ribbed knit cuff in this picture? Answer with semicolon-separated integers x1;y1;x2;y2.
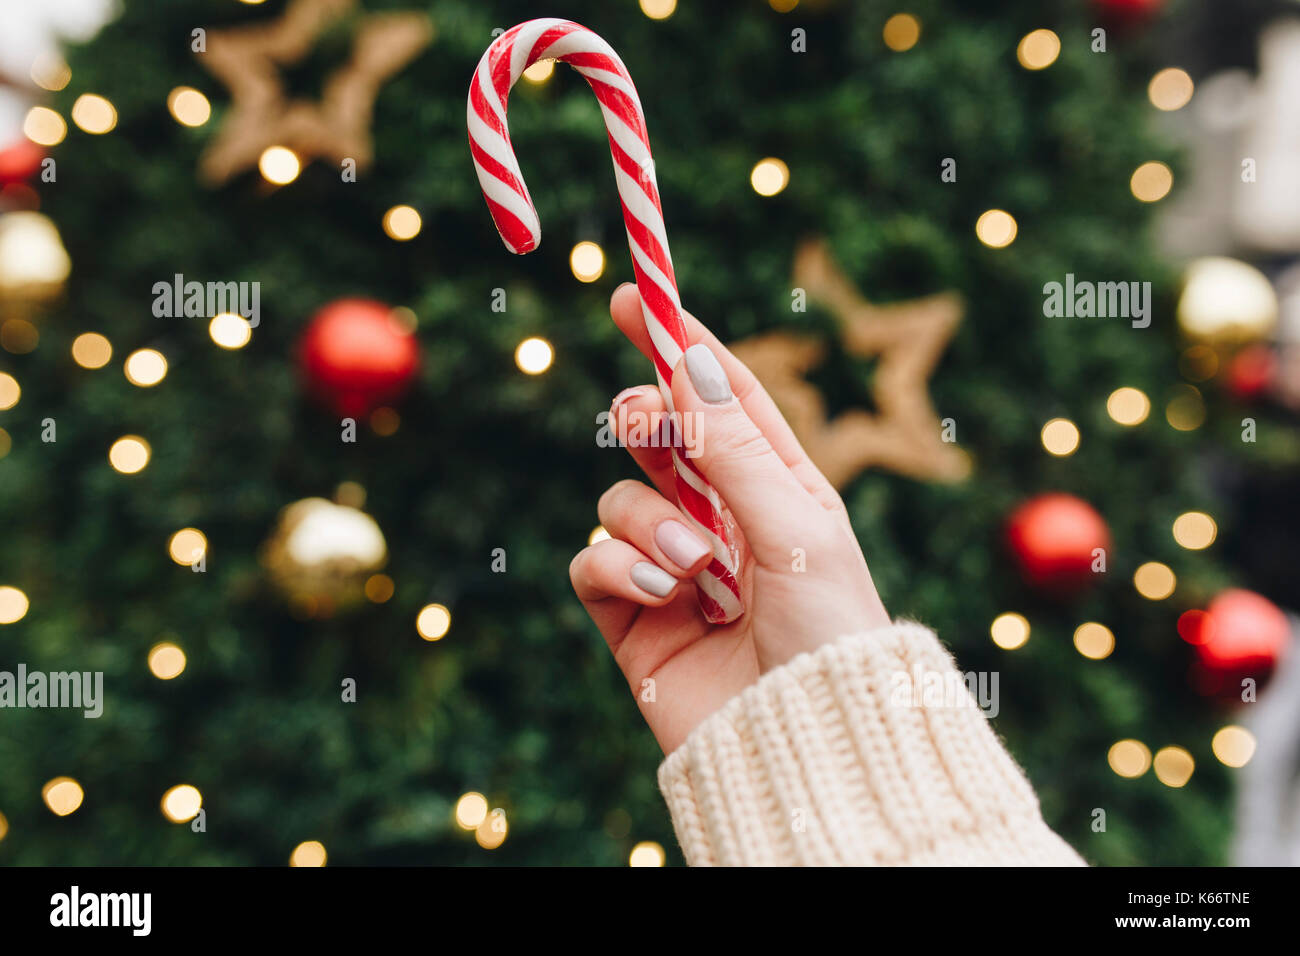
657;622;1086;866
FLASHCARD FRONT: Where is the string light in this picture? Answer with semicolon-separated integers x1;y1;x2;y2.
161;785;203;823
370;407;400;435
209;313;252;349
148;641;187;679
0;811;7;843
289;840;327;866
1172;511;1216;550
523;59;555;83
1178;345;1218;382
417;603;451;641
990;612;1030;649
1211;726;1255;768
639;0;676;20
383;205;422;241
0;428;9;460
108;436;151;474
1165;385;1205;431
882;14;921;52
23;106;66;146
167;86;211;127
1108;740;1151;778
975;209;1017;248
1133;561;1175;600
1017;29;1060;70
124;348;168;387
1073;622;1115;660
71;333;113;369
30;53;70;91
1152;746;1194;787
70;94;117;134
0;586;29;624
515;336;554;374
1040;418;1080;456
1;320;39;355
769;0;799;10
455;792;489;829
1106;387;1149;426
476;809;508;849
629;841;666;866
1130;161;1173;202
588;526;611;545
1148;68;1194;111
0;373;18;410
258;146;300;185
168;528;208;566
569;241;605;282
750;158;789;197
364;574;395;603
42;777;85;816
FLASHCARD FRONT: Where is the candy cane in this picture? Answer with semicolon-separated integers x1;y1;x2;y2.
467;18;743;624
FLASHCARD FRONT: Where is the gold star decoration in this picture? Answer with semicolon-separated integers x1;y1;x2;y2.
728;239;969;488
196;0;432;184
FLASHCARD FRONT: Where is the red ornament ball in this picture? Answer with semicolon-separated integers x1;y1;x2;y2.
0;139;44;185
297;299;419;418
1195;588;1289;675
1224;344;1276;402
1005;493;1111;593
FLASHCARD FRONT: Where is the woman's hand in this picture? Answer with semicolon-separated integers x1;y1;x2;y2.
569;283;891;754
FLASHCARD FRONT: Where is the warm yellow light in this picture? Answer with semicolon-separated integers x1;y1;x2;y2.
0;428;9;460
990;612;1030;650
383;204;422;241
1165;386;1205;431
1106;387;1150;426
639;0;676;20
289;840;327;867
750;158;789;197
629;841;666;866
168;528;208;566
1108;739;1151;778
455;792;489;829
0;811;7;843
975;209;1017;248
124;348;168;387
1134;561;1176;600
1172;512;1216;550
23;106;66;146
161;784;203;823
882;14;921;52
167;86;212;127
1041;418;1080;456
364;574;395;603
1073;622;1115;660
370;407;400;436
1131;161;1173;202
2;320;39;355
515;336;555;374
0;586;29;624
523;58;555;83
569;241;605;282
0;373;18;410
209;312;252;349
417;603;451;641
1153;746;1194;787
1017;29;1061;70
71;94;117;134
259;146;301;185
1212;726;1256;768
476;809;508;849
1148;68;1194;111
42;777;84;816
148;642;187;680
588;525;612;546
30;53;70;92
108;436;151;475
769;0;799;10
71;333;113;369
1178;345;1219;382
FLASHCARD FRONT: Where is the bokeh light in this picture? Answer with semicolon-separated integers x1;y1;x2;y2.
124;348;168;387
515;336;554;374
148;642;187;679
71;332;113;369
417;603;451;641
990;612;1030;649
42;777;84;816
161;784;203;822
168;528;208;566
1211;726;1255;768
0;373;18;410
0;586;29;624
1108;740;1151;778
639;0;676;20
975;209;1017;248
629;840;666;866
383;205;422;241
1130;161;1173;202
1153;746;1194;788
1073;622;1115;660
258;146;300;185
1172;511;1217;550
1148;68;1194;111
70;94;117;134
1134;561;1176;600
23;106;66;146
455;792;489;829
1106;387;1150;426
1017;29;1060;70
289;840;327;866
883;14;921;52
209;313;252;349
1041;418;1080;456
108;436;151;474
167;86;212;126
569;241;605;282
750;158;789;197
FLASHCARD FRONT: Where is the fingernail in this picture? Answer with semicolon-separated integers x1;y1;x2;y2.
630;561;677;598
684;344;732;404
655;520;712;569
610;386;644;415
611;282;636;306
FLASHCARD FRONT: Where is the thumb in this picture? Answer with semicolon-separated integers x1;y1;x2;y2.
672;343;818;564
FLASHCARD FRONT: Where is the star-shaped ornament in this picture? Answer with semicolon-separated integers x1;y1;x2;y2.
196;0;431;184
728;239;970;488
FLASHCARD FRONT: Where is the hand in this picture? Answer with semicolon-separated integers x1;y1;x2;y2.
569;283;891;755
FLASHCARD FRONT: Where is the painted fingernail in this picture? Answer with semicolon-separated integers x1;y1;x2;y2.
630;561;677;598
655;520;711;569
684;344;732;404
610;386;644;415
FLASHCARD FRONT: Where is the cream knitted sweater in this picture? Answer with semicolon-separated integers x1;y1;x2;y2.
658;622;1086;866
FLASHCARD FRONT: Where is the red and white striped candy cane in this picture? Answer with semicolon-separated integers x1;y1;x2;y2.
467;18;743;624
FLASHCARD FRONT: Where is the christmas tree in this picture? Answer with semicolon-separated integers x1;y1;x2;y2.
0;0;1283;866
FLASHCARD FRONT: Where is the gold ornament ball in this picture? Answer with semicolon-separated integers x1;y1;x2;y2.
261;497;387;614
1177;257;1277;342
0;211;72;302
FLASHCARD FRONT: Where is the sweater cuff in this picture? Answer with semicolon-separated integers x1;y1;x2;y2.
657;622;1086;866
